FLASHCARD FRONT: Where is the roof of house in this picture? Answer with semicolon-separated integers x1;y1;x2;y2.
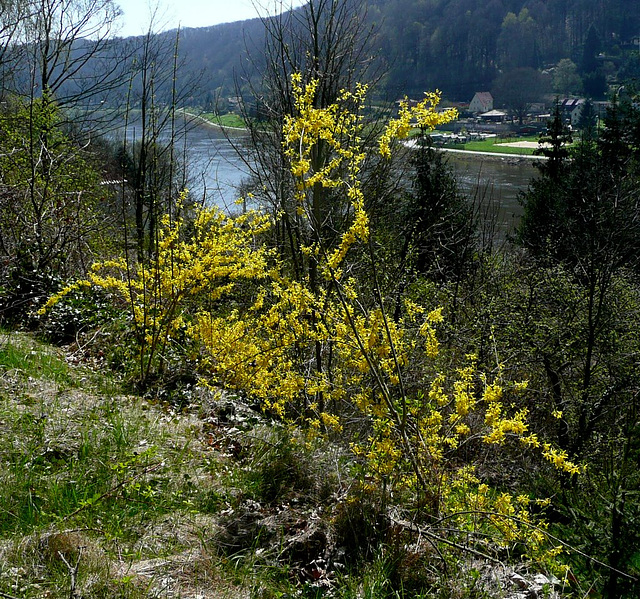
560;98;585;110
472;91;493;104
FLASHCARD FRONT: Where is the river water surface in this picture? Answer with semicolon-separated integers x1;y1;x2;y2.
143;120;539;233
446;152;538;233
181;122;250;209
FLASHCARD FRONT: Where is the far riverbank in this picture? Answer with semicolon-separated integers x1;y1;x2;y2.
179;109;248;133
176;115;537;225
441;147;545;162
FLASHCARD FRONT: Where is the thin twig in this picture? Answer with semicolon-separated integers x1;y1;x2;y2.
390;515;502;563
58;547;83;599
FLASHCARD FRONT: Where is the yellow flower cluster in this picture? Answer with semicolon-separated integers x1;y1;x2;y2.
541;443;582;475
378;92;458;159
283;75;370;278
42;197;274;383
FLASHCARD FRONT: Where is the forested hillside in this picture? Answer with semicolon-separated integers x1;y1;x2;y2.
149;0;640;103
13;0;636;106
369;0;640;97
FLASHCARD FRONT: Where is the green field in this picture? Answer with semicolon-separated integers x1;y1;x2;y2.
443;135;540;155
199;112;246;128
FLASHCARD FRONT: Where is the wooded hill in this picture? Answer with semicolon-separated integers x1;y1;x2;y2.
140;0;640;106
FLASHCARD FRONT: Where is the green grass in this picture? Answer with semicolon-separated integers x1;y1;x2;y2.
0;333;72;385
0;334;355;598
443;135;540;155
200;111;247;129
0;334;235;597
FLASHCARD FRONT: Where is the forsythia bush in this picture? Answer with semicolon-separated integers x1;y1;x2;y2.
44;76;580;568
41;197;273;385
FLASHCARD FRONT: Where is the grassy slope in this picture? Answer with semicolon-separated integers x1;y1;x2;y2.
0;332;249;598
0;333;572;599
0;333;364;599
198;112;247;129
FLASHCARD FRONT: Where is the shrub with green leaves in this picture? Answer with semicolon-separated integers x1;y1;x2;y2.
0;96;107;322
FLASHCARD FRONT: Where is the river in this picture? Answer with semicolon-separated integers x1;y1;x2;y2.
181;122;251;209
109;115;251;210
134;120;539;232
446;152;538;233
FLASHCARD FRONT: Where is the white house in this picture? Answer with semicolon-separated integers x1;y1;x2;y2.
479;109;507;123
469;92;494;114
560;98;585;126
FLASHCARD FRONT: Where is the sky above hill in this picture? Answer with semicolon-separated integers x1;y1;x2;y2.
114;0;307;37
